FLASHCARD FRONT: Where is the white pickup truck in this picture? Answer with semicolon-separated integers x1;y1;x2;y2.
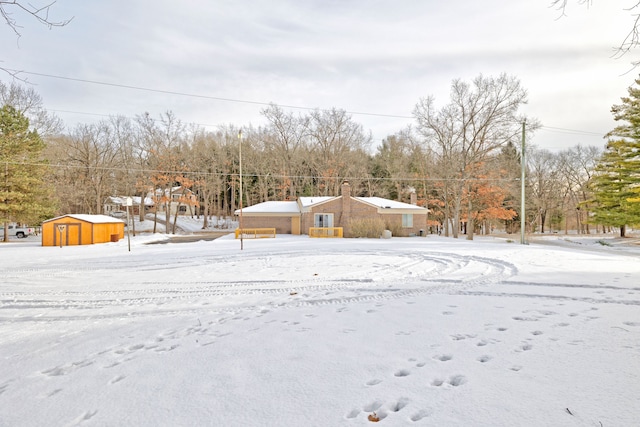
0;224;36;239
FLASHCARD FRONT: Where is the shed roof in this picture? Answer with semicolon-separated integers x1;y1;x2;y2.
44;214;125;224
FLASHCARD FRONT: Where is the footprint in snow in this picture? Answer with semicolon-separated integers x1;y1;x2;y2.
71;410;98;423
363;400;384;412
390;397;409;412
517;343;533;352
108;375;125;385
448;375;467;386
394;369;411;377
345;408;360;419
411;409;431;421
434;354;453;362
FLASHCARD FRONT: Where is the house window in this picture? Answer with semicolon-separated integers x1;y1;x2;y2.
314;213;333;228
179;205;187;213
402;214;413;228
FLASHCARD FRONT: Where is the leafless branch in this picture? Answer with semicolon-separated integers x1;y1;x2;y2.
1;0;73;37
1;1;72;79
551;1;640;66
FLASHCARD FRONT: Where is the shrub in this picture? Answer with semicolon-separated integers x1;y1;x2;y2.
348;218;386;238
385;221;407;237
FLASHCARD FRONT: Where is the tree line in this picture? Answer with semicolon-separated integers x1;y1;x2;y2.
2;73;639;239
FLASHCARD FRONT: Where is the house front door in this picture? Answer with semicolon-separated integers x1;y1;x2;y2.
314;213;333;228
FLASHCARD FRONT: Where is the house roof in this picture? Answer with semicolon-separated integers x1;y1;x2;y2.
358;197;426;211
44;214;125;224
106;196;154;206
298;197;334;208
236;201;300;215
235;196;427;215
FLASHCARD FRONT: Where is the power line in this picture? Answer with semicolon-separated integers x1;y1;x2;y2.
8;160;523;183
12;69;414;120
539;125;605;137
10;68;609;138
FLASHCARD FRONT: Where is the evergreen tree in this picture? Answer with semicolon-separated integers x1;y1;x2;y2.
592;77;640;237
0;105;55;240
589;138;640;237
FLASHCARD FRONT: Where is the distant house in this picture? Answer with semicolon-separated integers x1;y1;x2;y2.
150;186;199;217
104;196;155;217
42;214;125;246
104;186;199;218
235;181;428;237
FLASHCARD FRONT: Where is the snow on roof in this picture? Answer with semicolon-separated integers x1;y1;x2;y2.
298;196;335;208
359;197;426;211
106;196;154;206
238;196;426;214
235;201;299;215
46;214;125;224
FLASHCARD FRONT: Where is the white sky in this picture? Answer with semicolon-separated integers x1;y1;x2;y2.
1;1;637;152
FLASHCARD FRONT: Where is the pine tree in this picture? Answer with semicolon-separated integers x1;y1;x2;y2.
589;140;640;237
0;105;55;240
589;77;640;237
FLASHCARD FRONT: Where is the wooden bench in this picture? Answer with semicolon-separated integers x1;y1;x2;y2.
235;228;276;239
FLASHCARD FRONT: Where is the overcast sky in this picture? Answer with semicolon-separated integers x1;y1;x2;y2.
1;0;636;151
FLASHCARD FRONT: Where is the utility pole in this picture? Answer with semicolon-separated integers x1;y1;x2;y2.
520;121;526;245
238;130;244;251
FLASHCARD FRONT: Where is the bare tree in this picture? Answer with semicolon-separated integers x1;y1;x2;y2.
556;144;601;233
414;74;533;239
47;122;121;214
1;0;71;37
2;1;72;77
261;104;309;200
528;147;564;233
0;80;62;135
307;108;371;196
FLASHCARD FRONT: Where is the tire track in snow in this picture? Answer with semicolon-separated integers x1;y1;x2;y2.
0;250;517;322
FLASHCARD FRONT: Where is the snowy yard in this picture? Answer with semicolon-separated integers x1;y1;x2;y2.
0;231;639;426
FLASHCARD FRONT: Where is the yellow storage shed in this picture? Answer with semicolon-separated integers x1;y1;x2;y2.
42;214;125;247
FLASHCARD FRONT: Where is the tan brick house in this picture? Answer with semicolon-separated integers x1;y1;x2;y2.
235;181;428;237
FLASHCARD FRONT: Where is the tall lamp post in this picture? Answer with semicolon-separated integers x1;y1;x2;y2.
238;130;244;251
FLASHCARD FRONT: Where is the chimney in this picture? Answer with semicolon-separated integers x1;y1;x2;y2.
410;190;417;205
341;180;351;198
341;181;351;228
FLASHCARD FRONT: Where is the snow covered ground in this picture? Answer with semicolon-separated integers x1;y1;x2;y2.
1;228;639;426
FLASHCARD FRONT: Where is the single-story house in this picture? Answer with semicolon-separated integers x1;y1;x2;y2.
235;181;429;237
42;214;125;246
105;186;199;218
104;196;155;217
